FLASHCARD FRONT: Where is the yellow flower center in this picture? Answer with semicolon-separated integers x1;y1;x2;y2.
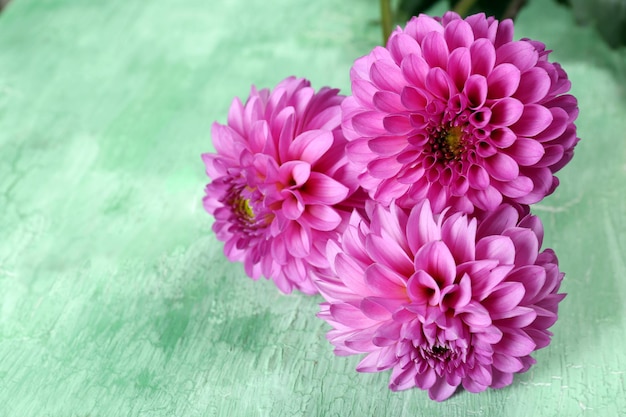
236;197;255;220
442;126;463;159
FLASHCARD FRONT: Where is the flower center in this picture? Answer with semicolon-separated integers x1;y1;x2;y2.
433;125;464;162
225;184;273;231
424;344;454;362
235;196;255;220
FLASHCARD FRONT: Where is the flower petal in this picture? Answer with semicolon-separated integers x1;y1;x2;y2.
484;152;519;181
300;172;349;204
489;97;524;127
414;241;457;287
475;235;515;265
288;129;333;163
302;204;342;231
407;200;441;254
511;104;553;137
442;214;477;264
487;63;520;99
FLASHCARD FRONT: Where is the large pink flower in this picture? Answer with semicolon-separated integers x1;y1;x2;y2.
203;77;356;294
342;12;579;213
315;201;565;401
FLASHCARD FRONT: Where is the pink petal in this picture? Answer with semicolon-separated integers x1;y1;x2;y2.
302;204;342;231
505;138;545;166
464;74;488;109
360;297;393;321
334;253;371;295
368;157;404;179
484;152;519;181
492;353;523;373
400;53;429;87
426;67;455;99
511;104;553;137
446;273;472;308
495;41;538;72
468;163;490;190
487;63;520;98
466;364;492;388
489;97;524;127
407;270;441;306
456;300;493;328
278;160;311;187
308;105;342;131
400;85;429;111
281;190;305;220
444;18;474;50
388;32;422;64
494;18;514;48
462;261;509;300
483;281;525;312
503;228;539;266
368;135;409;156
428;377;458;402
422;31;449;69
276;108;296;162
351;79;379;108
490;369;514;389
442;214;477;264
351;111;386;137
407;200;441;254
535;107;569;142
513;66;551;103
534;144;563;168
365;263;409;298
475;235;515;265
330;303;377;328
300;172;349;205
370;59;406;93
414;241;457;287
448;48;472;91
373;91;404;112
494;175;534;198
492;306;537;327
383;114;413;134
406;14;444;43
476;203;520;238
356;350;384;372
490;127;516;148
470;38;496;76
414;367;438;390
366;234;414;277
469;185;502;211
288;130;333;163
285;221;311;257
495;329;536;357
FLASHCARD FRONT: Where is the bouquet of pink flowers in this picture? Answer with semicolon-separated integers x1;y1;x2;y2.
202;11;578;401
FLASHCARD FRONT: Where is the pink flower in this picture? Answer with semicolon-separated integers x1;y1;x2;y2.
203;77;356;294
342;12;579;213
315;200;565;401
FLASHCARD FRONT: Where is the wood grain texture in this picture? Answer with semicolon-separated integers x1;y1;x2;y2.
0;0;625;416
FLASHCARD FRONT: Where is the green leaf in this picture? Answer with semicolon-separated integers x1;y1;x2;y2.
568;0;626;47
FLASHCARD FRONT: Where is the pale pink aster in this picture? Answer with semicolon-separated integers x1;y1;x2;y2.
203;77;356;294
342;12;579;213
315;200;565;401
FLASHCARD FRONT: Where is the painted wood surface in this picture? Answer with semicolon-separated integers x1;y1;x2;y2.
0;0;625;415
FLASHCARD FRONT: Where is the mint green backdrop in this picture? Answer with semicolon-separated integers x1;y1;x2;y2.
1;0;625;415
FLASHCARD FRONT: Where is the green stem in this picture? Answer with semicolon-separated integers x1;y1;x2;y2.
380;0;393;45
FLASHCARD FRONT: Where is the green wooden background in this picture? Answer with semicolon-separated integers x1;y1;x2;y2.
1;0;625;415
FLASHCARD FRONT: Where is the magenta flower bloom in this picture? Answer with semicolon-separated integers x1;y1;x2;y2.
203;77;356;294
342;12;579;213
315;201;565;401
